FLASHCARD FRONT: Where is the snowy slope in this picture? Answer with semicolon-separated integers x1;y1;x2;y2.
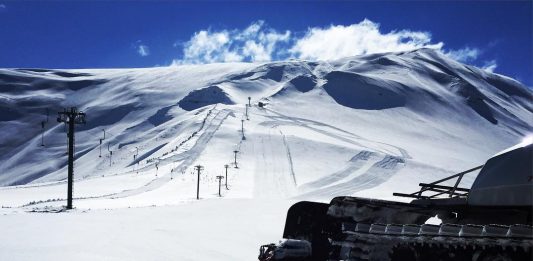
0;48;531;260
1;48;530;189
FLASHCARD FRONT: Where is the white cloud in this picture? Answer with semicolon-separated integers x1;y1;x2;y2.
131;40;150;57
180;30;233;63
482;60;498;73
175;21;290;64
172;19;495;70
0;4;6;9
137;44;150;57
290;19;443;60
133;41;150;57
445;47;480;63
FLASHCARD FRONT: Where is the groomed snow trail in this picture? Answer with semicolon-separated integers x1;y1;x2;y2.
252;127;298;199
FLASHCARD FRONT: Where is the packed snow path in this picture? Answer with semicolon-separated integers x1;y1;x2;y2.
251;128;297;198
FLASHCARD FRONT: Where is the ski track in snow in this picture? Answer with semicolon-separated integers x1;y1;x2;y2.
262;108;411;159
255;108;412;201
280;130;297;187
250;108;403;200
296;155;405;200
252;127;297;199
298;150;380;192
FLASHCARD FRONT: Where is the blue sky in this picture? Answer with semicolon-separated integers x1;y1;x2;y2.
0;1;531;85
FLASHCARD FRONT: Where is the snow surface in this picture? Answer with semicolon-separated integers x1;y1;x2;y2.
0;48;531;260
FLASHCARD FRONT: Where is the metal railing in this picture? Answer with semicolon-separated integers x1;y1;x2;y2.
393;165;483;200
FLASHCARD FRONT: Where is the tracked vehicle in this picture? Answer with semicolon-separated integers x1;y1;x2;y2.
259;141;533;260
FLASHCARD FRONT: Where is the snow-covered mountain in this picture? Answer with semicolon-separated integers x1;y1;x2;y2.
1;48;530;189
0;48;531;261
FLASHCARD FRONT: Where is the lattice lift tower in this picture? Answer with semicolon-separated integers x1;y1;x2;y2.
57;107;86;209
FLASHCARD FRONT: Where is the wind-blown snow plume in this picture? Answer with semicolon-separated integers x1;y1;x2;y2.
482;60;498;72
445;47;481;63
290;19;443;60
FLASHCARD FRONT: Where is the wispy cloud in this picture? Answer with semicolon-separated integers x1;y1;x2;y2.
172;19;496;72
133;41;150;57
482;60;497;73
0;4;6;9
138;44;150;57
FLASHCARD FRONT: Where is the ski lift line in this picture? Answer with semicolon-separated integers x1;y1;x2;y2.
37;130;120;151
62;106;228;199
81;129;118;140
